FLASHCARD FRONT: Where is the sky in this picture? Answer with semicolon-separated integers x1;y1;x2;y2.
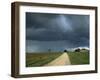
26;12;89;53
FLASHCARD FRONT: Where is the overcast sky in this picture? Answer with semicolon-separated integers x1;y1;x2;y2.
26;12;89;53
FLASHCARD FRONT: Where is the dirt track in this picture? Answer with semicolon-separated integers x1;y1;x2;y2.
45;52;71;66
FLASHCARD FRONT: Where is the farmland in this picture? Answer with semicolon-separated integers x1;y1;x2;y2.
67;51;89;65
26;52;62;67
26;51;89;67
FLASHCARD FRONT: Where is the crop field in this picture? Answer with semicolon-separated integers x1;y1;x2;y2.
26;52;62;67
26;51;89;67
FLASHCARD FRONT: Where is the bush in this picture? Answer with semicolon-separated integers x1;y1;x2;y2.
64;50;68;52
75;48;80;52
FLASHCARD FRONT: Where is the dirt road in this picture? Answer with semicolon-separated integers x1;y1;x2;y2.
45;52;71;66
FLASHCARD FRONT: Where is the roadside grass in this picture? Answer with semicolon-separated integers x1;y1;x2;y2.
67;51;89;65
26;52;62;67
26;51;89;67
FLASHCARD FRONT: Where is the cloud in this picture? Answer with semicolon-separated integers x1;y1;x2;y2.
26;12;89;52
26;40;76;52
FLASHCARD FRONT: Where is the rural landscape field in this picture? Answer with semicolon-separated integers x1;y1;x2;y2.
26;49;89;67
26;13;90;67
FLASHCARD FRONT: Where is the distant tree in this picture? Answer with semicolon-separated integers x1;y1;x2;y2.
64;49;68;52
75;48;80;52
81;48;86;50
48;49;51;52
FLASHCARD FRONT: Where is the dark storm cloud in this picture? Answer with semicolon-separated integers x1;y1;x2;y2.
26;12;89;52
26;40;73;52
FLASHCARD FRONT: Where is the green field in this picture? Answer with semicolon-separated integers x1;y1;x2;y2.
26;51;89;67
26;52;62;67
67;51;89;65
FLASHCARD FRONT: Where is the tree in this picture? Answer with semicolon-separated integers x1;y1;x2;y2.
48;49;51;52
75;48;80;52
64;49;68;52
